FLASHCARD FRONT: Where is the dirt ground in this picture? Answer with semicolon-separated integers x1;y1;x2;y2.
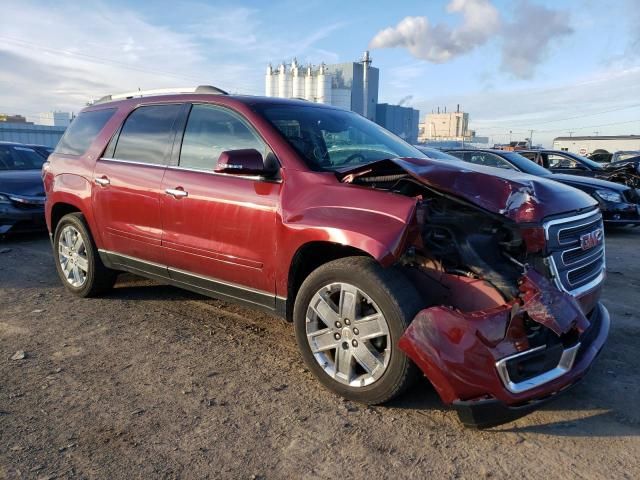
0;228;639;480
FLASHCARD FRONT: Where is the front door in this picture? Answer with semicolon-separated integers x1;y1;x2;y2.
160;104;280;306
92;103;183;266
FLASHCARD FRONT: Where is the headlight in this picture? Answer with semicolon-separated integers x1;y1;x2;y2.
0;193;11;204
595;189;623;203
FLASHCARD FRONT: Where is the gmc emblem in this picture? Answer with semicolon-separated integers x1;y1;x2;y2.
580;228;603;251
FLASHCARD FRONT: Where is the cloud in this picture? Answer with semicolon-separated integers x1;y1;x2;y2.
369;0;574;79
369;0;500;63
0;0;347;115
500;1;573;79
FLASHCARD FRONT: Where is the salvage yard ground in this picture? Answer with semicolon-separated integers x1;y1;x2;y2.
1;230;639;479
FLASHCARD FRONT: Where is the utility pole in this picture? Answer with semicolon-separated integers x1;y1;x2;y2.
593;131;599;136
568;131;575;137
529;129;534;148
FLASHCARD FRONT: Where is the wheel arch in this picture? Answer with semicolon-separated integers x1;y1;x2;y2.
284;241;372;322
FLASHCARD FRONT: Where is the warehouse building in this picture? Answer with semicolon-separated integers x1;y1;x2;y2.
418;106;474;143
552;135;640;155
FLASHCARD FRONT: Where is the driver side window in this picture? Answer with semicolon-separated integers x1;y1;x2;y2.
548;154;579;169
179;105;267;171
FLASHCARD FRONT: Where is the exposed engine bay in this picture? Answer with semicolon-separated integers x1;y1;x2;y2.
339;158;596;360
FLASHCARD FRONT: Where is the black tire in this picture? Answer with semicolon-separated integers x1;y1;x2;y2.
53;213;117;297
293;256;423;405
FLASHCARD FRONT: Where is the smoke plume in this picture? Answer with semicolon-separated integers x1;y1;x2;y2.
369;0;573;79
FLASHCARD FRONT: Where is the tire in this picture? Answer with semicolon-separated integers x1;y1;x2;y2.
293;256;423;405
53;213;117;297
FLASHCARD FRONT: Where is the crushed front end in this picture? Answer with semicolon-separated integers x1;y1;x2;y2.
340;158;610;427
398;204;609;428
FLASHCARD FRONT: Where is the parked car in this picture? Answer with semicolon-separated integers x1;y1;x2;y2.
43;87;609;428
588;149;640;164
519;149;640;189
0;142;47;234
446;149;640;226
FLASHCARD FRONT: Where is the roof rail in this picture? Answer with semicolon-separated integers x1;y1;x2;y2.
90;85;228;105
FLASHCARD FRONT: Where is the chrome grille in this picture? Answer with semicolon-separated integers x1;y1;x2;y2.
544;210;605;295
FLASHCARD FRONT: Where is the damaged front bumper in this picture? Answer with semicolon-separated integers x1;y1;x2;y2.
398;270;610;428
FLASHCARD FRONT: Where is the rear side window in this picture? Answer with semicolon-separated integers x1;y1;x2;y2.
179;104;266;171
55;108;116;156
113;104;182;165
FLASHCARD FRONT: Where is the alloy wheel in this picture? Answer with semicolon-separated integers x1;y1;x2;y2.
58;225;89;288
305;282;391;387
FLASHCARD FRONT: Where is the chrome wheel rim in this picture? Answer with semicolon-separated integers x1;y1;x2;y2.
58;225;89;288
305;282;391;387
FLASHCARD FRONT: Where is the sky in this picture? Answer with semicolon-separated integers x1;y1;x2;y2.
0;0;639;146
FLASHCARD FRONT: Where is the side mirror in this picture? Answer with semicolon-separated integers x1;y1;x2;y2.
215;149;266;175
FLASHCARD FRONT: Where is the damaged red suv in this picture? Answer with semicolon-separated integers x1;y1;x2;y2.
43;87;609;427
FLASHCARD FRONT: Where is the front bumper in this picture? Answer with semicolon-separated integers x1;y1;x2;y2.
0;203;46;234
452;302;609;428
399;269;610;428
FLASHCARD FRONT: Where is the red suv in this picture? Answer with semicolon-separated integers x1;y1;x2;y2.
43;86;609;427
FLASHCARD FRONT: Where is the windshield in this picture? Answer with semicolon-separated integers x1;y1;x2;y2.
0;145;47;170
254;104;427;171
501;151;552;176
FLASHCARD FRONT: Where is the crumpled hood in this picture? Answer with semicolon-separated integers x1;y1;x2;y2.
0;170;46;197
339;157;598;224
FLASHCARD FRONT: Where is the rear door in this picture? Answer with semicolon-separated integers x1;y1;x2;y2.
160;103;280;306
92;103;183;268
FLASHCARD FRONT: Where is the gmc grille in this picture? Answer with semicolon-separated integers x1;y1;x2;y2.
544;210;605;295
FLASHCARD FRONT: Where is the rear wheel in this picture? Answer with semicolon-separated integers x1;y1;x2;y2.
293;256;423;404
53;213;117;297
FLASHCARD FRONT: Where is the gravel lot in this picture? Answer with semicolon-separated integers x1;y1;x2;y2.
1;228;639;479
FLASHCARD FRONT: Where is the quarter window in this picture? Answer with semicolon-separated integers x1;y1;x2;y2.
55;108;116;156
112;104;182;165
179;105;266;171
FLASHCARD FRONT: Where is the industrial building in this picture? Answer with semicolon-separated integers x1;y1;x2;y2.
32;111;72;127
418;106;477;143
552;135;640;155
0;123;66;147
265;51;379;121
264;51;419;141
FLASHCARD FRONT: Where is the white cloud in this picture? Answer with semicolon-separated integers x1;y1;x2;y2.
369;0;573;79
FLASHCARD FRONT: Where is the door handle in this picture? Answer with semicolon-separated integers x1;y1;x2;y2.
165;188;188;198
95;176;110;186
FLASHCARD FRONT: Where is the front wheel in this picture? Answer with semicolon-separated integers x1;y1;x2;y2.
53;213;117;297
293;256;423;405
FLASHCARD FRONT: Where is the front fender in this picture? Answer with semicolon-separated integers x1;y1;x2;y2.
275;172;418;296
